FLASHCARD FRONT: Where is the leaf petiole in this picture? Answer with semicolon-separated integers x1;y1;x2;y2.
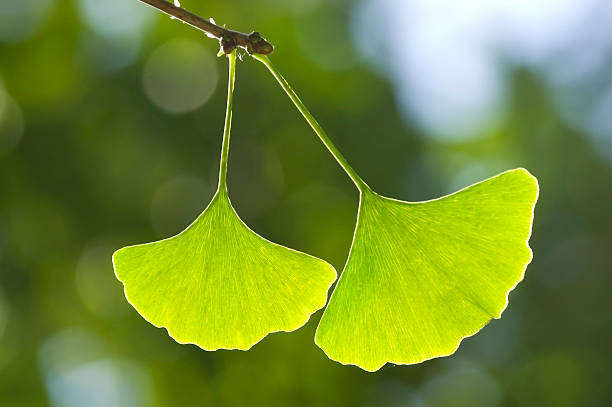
251;54;371;194
218;50;236;193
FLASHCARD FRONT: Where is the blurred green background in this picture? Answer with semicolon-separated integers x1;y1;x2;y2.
1;0;611;406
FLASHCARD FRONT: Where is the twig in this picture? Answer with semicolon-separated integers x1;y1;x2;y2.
137;0;274;54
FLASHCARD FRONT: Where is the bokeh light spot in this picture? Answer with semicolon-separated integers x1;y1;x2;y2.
150;175;212;237
294;6;359;72
416;360;502;407
352;0;611;144
77;0;155;38
462;307;522;366
78;32;143;73
0;0;55;43
142;39;218;114
75;241;128;319
77;0;155;72
39;329;152;407
0;77;24;156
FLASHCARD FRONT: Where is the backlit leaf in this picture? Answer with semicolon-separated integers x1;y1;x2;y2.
314;169;538;371
113;51;336;351
113;189;336;350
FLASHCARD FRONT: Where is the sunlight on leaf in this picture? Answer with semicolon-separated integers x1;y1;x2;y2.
113;51;336;351
113;189;336;350
314;169;538;371
254;55;539;372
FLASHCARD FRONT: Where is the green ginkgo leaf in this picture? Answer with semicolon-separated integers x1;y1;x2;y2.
253;54;539;371
113;51;336;351
314;169;538;371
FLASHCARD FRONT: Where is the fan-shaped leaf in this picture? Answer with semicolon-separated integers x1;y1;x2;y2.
315;169;538;371
114;190;336;350
113;51;336;351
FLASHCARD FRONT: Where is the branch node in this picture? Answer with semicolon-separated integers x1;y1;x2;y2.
221;34;237;54
246;31;274;55
138;0;274;55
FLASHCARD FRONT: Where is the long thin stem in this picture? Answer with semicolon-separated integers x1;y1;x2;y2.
137;0;273;54
218;51;237;192
252;54;370;193
137;0;367;191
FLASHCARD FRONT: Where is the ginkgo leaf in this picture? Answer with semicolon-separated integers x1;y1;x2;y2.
254;54;539;372
314;169;538;371
113;51;336;351
113;189;336;350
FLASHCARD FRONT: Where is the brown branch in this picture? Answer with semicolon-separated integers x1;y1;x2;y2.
138;0;274;54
